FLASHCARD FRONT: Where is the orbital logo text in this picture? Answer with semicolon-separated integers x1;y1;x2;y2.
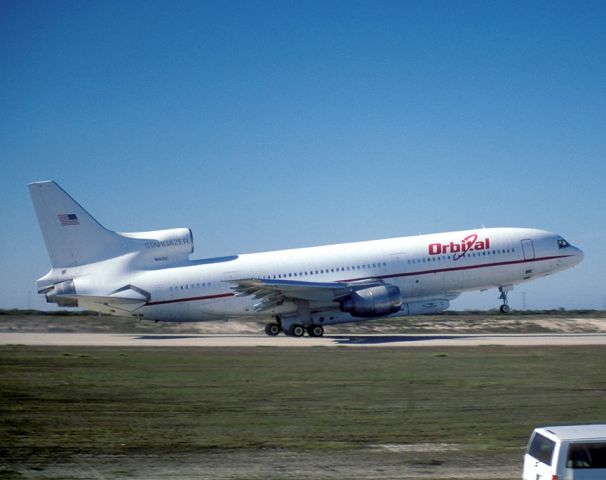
428;233;490;261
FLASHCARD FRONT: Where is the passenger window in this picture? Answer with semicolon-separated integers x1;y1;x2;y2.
567;442;606;468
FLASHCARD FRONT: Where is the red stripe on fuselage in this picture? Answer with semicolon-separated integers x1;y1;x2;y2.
377;254;572;281
144;254;573;306
146;292;234;306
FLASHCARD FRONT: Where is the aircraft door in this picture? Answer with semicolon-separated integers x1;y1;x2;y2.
521;239;535;260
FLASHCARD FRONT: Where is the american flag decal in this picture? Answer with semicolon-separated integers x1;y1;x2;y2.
58;214;79;226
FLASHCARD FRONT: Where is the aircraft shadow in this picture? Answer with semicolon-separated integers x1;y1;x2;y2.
135;335;210;340
329;335;469;345
133;334;471;345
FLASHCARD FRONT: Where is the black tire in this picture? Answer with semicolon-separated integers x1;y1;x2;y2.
264;323;281;336
500;304;510;314
288;324;305;337
307;325;324;337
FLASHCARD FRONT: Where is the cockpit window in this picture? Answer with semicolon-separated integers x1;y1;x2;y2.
558;239;570;249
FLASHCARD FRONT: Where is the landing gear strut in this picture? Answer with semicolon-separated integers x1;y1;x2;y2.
499;286;511;314
265;304;323;337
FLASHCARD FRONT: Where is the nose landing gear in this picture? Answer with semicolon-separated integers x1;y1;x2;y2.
498;286;512;313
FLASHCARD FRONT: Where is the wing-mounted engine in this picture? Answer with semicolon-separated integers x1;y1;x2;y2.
122;228;194;267
339;284;402;318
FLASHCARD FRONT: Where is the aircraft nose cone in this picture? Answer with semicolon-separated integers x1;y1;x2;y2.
577;247;584;261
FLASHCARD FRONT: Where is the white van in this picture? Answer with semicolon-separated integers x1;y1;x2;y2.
523;424;606;480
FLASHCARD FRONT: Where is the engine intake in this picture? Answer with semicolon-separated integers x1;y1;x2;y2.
340;285;402;318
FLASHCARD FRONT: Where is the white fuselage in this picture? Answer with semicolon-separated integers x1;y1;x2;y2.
72;227;582;322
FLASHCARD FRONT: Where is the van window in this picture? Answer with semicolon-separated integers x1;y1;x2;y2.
528;433;556;466
567;442;606;469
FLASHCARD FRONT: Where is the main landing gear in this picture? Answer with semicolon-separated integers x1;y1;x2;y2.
263;321;324;337
264;323;281;336
498;286;512;313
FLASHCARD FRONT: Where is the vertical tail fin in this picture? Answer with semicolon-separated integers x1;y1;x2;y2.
28;181;126;268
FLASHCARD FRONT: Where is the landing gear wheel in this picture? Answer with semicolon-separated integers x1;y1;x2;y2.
307;325;324;337
264;323;281;336
500;304;510;314
288;324;305;337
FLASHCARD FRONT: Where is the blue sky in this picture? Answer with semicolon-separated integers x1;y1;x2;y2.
1;0;605;310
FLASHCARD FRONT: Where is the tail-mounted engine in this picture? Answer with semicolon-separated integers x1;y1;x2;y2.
42;279;78;307
339;284;402;318
122;227;193;266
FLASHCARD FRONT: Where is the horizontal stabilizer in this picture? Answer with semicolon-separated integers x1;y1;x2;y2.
76;295;148;314
45;283;151;314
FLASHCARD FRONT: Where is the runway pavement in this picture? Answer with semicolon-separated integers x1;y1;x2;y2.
2;332;606;347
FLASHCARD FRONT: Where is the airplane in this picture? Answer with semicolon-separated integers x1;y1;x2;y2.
29;181;584;337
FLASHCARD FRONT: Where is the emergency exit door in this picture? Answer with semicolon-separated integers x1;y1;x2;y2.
521;239;535;260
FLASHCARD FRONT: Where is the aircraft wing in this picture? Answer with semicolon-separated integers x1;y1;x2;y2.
229;278;381;312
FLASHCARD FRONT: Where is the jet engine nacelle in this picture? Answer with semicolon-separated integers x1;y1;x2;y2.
340;285;402;318
43;279;78;307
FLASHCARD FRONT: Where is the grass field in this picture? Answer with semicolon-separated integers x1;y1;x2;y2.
2;345;606;479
